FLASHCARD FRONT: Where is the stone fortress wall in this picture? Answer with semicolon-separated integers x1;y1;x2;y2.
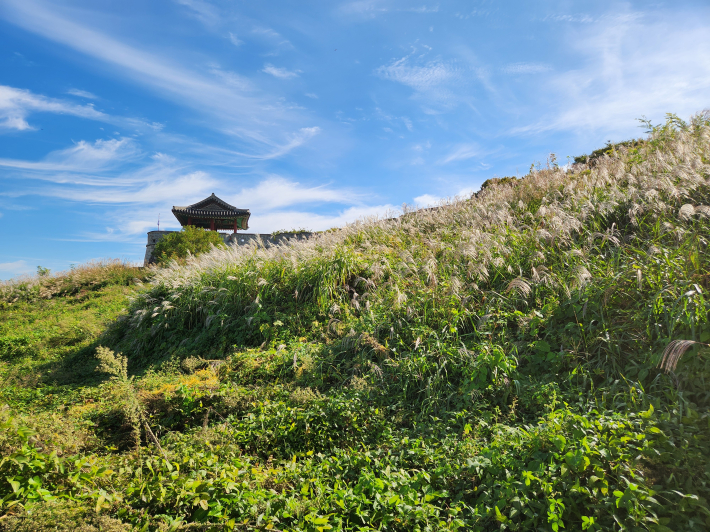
144;230;313;265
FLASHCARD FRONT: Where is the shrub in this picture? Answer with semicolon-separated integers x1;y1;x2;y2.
573;138;646;165
479;175;517;190
153;225;225;265
0;500;130;532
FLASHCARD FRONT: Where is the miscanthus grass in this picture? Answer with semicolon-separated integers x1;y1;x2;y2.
2;112;710;531
122;111;710;379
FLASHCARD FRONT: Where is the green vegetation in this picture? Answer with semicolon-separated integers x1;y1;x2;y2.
271;228;312;237
2;113;710;531
153;225;226;265
479;176;517;191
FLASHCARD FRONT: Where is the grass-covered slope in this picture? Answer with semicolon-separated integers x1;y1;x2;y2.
2;114;710;531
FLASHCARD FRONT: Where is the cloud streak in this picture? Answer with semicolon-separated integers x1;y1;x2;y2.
0;260;32;276
376;56;454;92
262;64;301;79
502;62;552;74
440;142;480;164
0;0;316;156
0;138;139;172
514;11;710;135
66;88;98;99
0;85;107;130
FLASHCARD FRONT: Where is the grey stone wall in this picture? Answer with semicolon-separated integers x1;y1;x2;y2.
144;230;313;265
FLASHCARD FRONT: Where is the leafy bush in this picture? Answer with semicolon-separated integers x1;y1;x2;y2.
153;225;225;265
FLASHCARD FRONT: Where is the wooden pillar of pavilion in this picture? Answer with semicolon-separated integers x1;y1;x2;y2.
210;219;216;231
233;220;238;233
187;217;192;226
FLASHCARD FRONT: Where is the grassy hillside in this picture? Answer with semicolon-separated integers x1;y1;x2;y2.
1;113;710;531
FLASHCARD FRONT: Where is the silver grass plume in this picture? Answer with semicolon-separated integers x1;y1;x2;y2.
659;340;709;373
506;277;531;297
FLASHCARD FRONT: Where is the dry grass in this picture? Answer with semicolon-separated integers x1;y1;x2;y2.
131;112;710;347
0;259;149;304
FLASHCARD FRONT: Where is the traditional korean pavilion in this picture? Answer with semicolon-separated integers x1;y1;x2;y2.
171;193;250;233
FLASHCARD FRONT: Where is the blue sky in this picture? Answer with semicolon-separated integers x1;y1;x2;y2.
1;0;709;279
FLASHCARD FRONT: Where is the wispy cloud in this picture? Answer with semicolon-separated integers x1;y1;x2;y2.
543;13;595;23
173;0;220;27
228;175;361;212
0;0;313;156
502;62;552;74
257;127;320;159
251;26;292;48
339;0;389;17
262;64;301;79
0;138;139;173
229;32;243;46
43;171;218;205
339;1;438;17
376;56;454;92
66;88;98;99
407;5;439;14
0;85;107;130
440;142;480;164
0;260;32;277
514;11;710;135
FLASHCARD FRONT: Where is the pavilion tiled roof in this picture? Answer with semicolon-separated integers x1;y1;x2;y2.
172;193;250;217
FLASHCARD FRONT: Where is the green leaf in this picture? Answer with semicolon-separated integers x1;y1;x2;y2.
6;478;20;493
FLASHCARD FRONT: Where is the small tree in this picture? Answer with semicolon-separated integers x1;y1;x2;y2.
153;226;225;265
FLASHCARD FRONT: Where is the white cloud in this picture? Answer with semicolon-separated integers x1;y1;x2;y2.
0;260;32;277
544;13;595;23
413;187;475;207
248;204;399;234
407;5;438;13
514;11;710;136
376;56;454;92
262;64;301;79
228;175;361;212
173;0;220;27
0;138;139;172
502;63;552;74
305;93;319;99
0;0;311;156
339;0;389;17
0;85;107;130
38;170;218;205
338;1;437;17
412;193;439;206
251;26;292;48
229;32;243;46
256;127;320;159
440;142;480;164
66;88;98;99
